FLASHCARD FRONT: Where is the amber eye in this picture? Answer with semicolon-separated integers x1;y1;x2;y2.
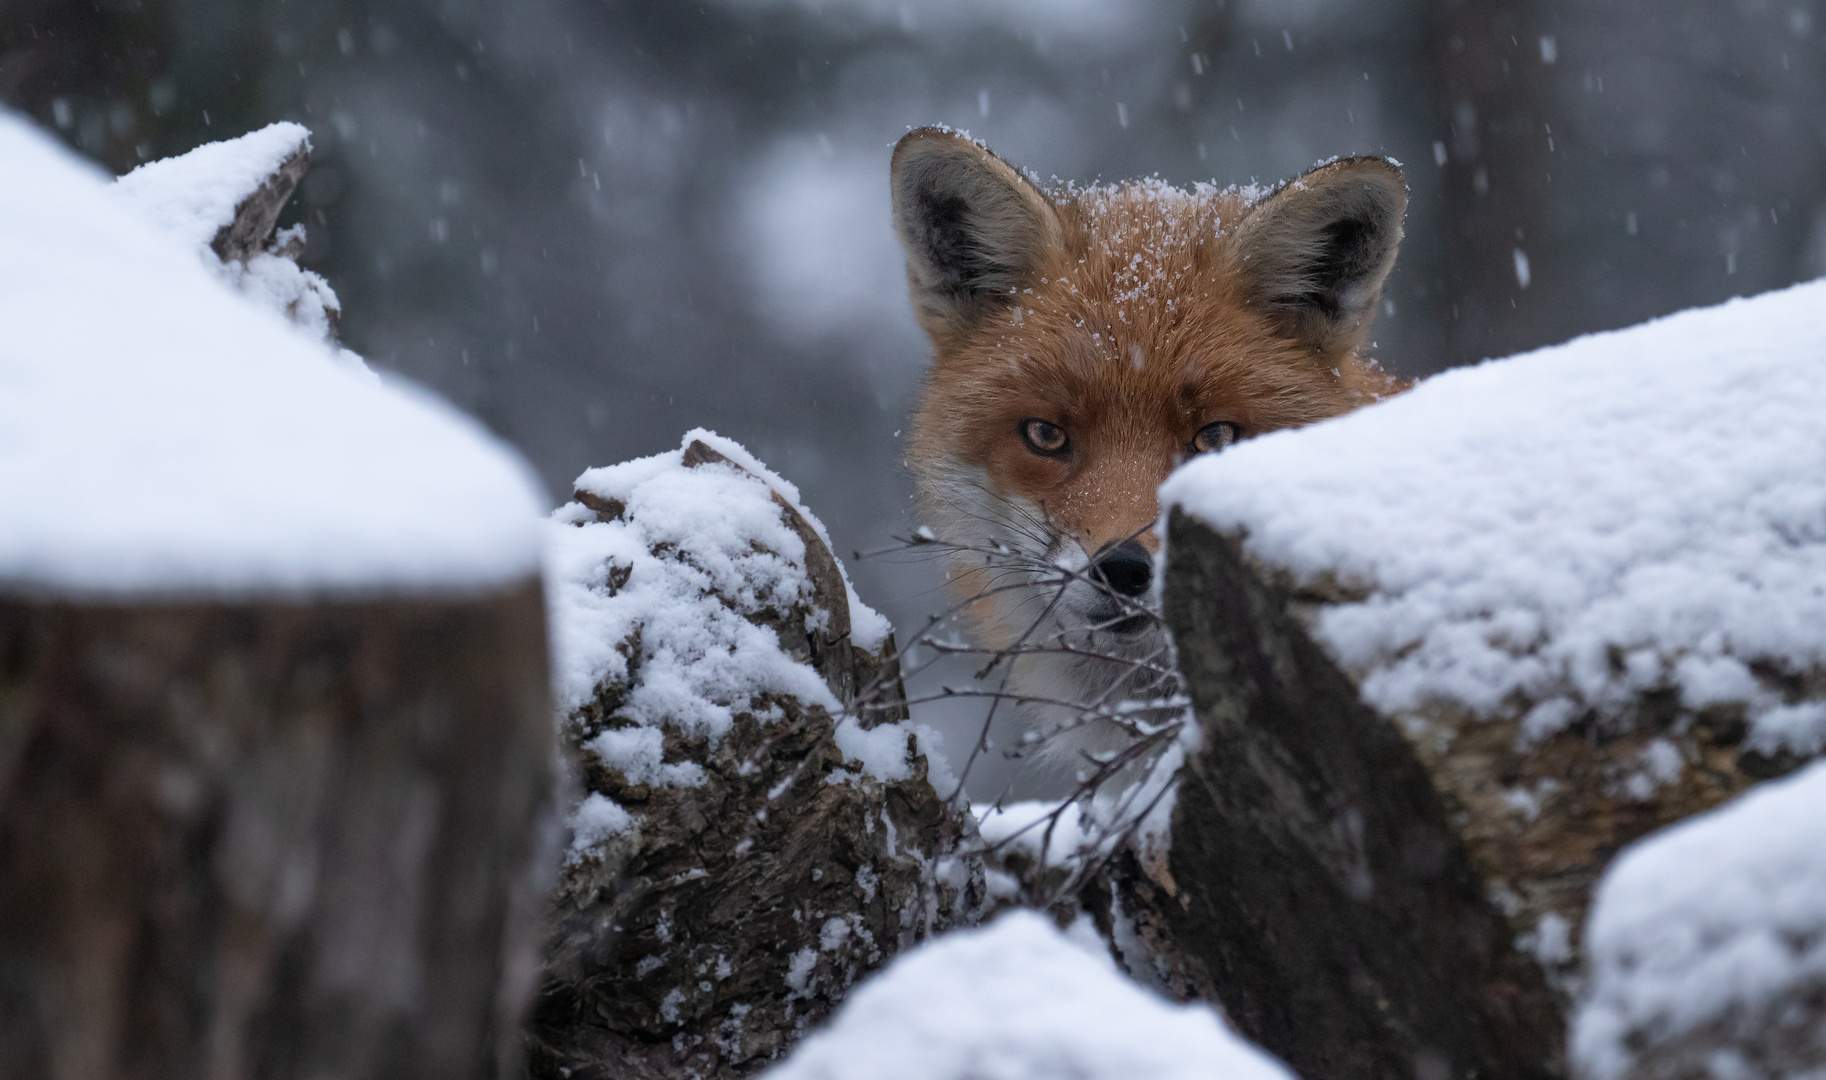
1019;418;1070;456
1192;421;1241;455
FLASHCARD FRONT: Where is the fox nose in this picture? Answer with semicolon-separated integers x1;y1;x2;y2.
1091;540;1153;598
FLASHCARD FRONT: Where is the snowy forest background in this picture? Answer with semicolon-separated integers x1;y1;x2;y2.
6;0;1823;794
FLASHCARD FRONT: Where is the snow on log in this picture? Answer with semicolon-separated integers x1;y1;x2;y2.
1;116;543;595
1119;280;1826;1080
115;121;343;342
0;112;554;1080
1573;759;1826;1080
531;431;984;1079
762;910;1297;1080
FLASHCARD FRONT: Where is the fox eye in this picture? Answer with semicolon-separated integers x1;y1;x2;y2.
1192;421;1241;455
1019;418;1070;456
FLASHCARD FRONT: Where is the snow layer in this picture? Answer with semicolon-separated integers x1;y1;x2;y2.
566;792;636;863
763;910;1295;1080
545;430;899;797
1163;280;1826;752
218;238;342;345
116;123;342;342
974;800;1094;902
114;122;309;252
1572;759;1826;1080
0;110;545;595
976;800;1093;866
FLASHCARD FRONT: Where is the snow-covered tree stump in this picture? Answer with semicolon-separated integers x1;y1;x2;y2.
0;590;554;1080
1574;759;1826;1080
531;433;984;1079
0;117;555;1079
1108;282;1826;1080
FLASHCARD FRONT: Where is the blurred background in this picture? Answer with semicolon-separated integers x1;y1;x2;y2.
5;0;1822;795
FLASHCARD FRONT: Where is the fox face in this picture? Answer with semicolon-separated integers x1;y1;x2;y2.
889;128;1408;766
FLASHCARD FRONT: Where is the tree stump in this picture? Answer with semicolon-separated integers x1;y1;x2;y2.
1573;759;1826;1080
1106;281;1826;1080
1097;511;1564;1080
115;121;343;342
527;436;983;1079
0;586;556;1080
1;110;558;1080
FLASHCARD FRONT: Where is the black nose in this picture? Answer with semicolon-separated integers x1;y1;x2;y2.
1092;540;1153;598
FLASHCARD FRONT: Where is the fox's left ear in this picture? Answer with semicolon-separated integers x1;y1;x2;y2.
1232;156;1406;353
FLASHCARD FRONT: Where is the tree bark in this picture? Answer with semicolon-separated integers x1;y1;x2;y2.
526;443;983;1080
1100;510;1564;1080
210;135;309;265
0;583;555;1080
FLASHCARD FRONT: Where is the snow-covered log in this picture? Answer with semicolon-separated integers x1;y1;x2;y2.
0;114;554;1080
116;120;343;343
1574;759;1826;1080
1124;509;1565;1080
530;433;985;1079
1110;281;1826;1079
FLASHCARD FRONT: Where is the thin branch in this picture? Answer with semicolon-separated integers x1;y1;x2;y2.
845;523;1194;908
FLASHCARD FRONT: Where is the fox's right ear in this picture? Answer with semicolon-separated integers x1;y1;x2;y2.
890;128;1063;341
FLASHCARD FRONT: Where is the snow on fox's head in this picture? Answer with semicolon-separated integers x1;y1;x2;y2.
889;128;1407;754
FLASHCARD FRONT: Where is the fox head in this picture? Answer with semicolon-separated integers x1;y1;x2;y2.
889;127;1407;763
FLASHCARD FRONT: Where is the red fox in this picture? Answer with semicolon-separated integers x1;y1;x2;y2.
889;127;1407;764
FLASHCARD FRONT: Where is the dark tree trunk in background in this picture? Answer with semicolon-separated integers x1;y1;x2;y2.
1429;0;1557;358
0;0;233;174
1102;511;1564;1080
1430;0;1826;364
0;584;556;1080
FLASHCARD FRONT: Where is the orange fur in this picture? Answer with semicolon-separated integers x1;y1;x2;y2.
910;180;1405;566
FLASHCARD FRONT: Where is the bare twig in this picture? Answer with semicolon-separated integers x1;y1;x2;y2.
846;523;1194;911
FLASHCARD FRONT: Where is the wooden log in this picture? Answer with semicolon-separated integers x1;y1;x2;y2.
1102;285;1826;1079
209;136;310;265
1099;510;1565;1080
113;123;341;342
1572;759;1826;1080
2;107;556;1080
526;441;983;1079
0;584;555;1080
